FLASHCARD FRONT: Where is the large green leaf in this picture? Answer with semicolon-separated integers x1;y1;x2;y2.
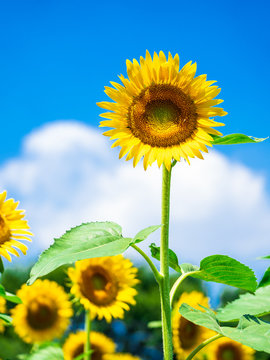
180;304;270;353
28;222;133;285
181;255;257;292
132;225;161;244
217;285;270;322
212;133;268;145
150;243;181;272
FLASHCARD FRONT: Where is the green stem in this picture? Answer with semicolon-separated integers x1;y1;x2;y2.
170;271;200;307
131;244;162;284
159;165;173;360
186;334;223;360
84;310;91;360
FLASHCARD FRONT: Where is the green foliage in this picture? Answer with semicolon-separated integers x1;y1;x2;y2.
258;267;270;288
217;285;270;322
28;222;133;284
181;255;257;292
132;225;161;244
180;304;270;353
0;284;22;304
20;345;64;360
0;313;12;324
0;257;4;273
149;243;181;272
212;133;268;145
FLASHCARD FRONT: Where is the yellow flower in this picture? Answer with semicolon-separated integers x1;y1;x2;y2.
202;337;255;360
172;291;215;360
0;297;7;333
98;51;227;170
68;255;139;322
63;330;116;360
104;354;141;360
0;190;33;261
11;279;73;343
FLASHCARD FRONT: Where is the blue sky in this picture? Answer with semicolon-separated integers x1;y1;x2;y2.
1;0;269;169
1;0;270;278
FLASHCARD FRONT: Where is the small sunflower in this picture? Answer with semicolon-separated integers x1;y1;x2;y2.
104;354;141;360
11;279;73;343
98;51;227;170
0;297;7;333
172;291;215;360
0;190;32;261
202;337;255;360
68;255;139;322
63;330;116;360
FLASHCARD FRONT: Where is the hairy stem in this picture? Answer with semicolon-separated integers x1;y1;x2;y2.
84;310;91;360
159;165;173;360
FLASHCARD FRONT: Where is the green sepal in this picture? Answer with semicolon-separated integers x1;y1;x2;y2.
0;284;22;304
150;243;181;272
212;133;268;145
180;304;270;353
0;313;12;324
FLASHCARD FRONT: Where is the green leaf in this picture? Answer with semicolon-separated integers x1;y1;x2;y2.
259;267;270;288
150;243;181;272
212;133;268;145
132;225;161;244
148;320;162;329
28;222;133;285
0;257;4;273
74;350;93;360
23;346;64;360
0;284;22;304
217;285;270;322
181;255;257;292
180;304;270;353
0;313;12;324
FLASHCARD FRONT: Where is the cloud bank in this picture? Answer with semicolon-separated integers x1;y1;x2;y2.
1;121;270;277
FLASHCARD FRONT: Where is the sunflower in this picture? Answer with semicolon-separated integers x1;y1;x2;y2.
0;297;7;333
68;255;139;322
63;330;116;360
0;190;32;261
11;279;73;343
172;291;215;360
98;51;227;170
202;337;255;360
104;354;141;360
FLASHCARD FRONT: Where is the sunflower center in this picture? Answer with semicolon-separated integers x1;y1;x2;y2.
179;318;200;350
72;344;102;360
80;265;118;306
27;298;58;330
128;84;197;147
0;215;11;245
216;343;243;360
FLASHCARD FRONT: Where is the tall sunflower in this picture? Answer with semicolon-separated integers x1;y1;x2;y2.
202;337;255;360
98;51;227;170
0;190;32;261
63;330;116;360
172;291;215;360
68;255;139;322
11;279;73;343
0;297;7;333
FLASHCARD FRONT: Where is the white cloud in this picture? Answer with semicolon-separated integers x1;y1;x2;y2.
1;120;270;277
